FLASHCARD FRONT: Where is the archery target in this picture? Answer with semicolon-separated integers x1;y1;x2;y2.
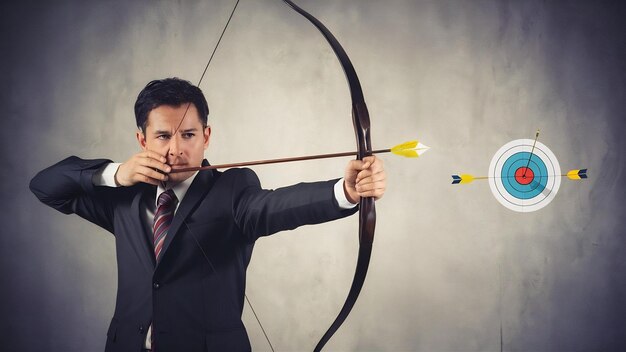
488;139;561;212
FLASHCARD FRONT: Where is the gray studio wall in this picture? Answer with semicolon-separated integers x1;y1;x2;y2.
2;0;625;351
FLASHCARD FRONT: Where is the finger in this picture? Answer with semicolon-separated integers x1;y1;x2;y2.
365;156;384;172
362;155;377;166
356;169;386;184
362;155;382;169
137;166;169;182
141;150;168;164
354;158;383;179
139;156;172;174
356;190;385;200
134;173;161;186
356;169;373;182
347;159;367;172
356;183;386;198
355;181;385;193
355;175;386;195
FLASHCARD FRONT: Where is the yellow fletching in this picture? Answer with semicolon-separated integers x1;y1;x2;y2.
393;149;419;158
459;174;475;184
391;140;418;152
567;170;580;180
390;140;429;158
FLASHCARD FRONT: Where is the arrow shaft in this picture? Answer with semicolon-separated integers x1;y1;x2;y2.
169;148;392;173
523;130;540;177
457;174;583;180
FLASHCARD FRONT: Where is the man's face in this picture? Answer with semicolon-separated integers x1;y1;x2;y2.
137;103;211;184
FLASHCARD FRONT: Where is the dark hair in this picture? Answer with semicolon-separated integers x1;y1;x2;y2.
134;77;209;132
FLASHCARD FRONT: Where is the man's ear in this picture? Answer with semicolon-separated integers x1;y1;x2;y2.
203;125;211;150
136;129;147;150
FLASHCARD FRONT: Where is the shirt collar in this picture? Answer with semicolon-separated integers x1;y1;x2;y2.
155;171;199;207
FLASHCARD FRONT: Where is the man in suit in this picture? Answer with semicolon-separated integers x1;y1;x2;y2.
30;77;386;351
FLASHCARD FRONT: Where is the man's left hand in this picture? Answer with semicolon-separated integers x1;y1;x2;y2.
344;155;386;204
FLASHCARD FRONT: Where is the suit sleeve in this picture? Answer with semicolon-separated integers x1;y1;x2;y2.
231;168;358;241
29;156;116;234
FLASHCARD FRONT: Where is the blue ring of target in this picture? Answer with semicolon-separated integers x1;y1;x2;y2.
500;152;548;199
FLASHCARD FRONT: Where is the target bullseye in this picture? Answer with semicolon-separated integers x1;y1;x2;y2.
515;167;533;185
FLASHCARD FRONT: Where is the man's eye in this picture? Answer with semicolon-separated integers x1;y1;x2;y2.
182;133;195;139
156;135;171;140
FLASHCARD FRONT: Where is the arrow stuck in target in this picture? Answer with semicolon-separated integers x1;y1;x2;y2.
451;169;589;184
566;169;587;180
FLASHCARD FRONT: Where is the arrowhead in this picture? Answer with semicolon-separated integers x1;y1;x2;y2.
416;142;430;156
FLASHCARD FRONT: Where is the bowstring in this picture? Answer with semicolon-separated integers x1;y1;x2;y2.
172;0;241;136
245;294;276;352
183;221;275;352
174;1;275;351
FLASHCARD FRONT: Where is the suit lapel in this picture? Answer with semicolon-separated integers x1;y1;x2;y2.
131;185;157;273
156;164;216;268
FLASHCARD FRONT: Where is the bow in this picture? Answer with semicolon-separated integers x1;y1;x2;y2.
280;1;376;350
178;1;377;350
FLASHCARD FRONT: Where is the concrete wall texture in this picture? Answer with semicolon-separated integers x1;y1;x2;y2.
1;0;625;351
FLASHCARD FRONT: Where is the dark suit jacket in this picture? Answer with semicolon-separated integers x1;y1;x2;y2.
30;156;357;352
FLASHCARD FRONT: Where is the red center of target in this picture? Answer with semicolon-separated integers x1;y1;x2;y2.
514;167;534;185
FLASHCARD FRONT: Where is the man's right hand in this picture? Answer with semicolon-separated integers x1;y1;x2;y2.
115;151;171;186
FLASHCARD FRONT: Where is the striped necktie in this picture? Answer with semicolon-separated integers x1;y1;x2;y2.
153;189;177;262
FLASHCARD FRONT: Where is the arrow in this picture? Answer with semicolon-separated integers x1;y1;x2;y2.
451;174;487;184
451;169;588;184
522;129;540;177
169;140;429;173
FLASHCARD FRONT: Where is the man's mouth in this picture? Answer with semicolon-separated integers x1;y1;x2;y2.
169;164;188;170
167;162;203;174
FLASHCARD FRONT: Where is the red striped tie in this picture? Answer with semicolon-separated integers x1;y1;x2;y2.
153;189;177;262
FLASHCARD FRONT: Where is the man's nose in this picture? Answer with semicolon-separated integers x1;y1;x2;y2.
168;135;183;156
